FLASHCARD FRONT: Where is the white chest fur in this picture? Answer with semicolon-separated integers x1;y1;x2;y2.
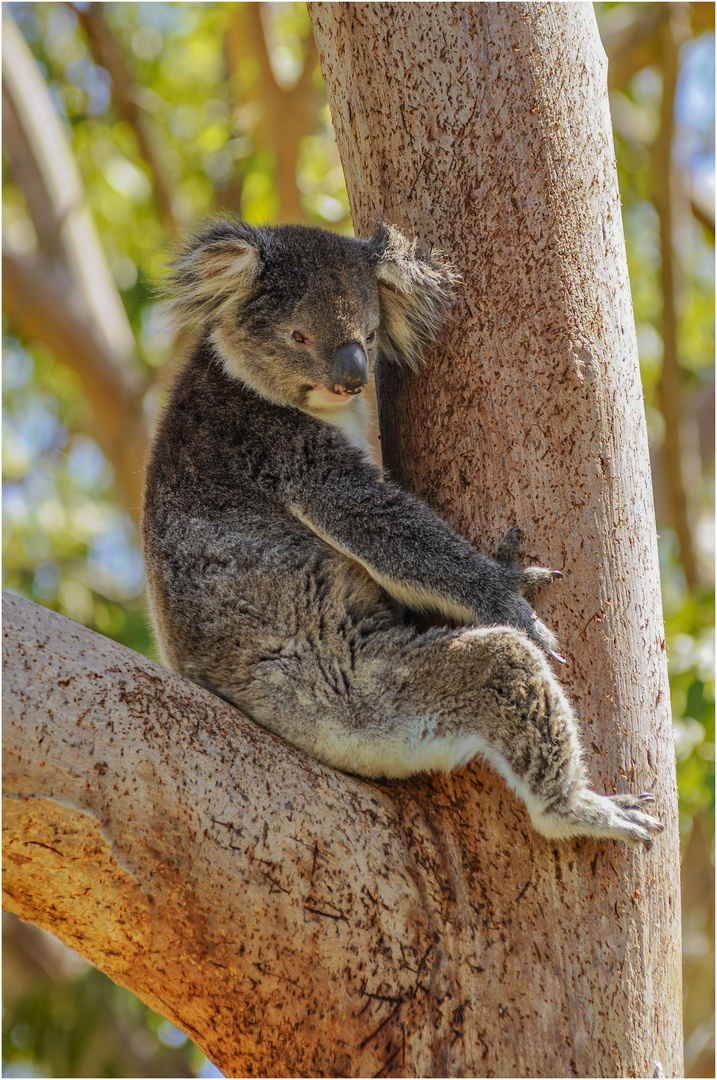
305;392;374;461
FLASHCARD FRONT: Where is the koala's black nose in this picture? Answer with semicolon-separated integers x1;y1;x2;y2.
332;343;368;392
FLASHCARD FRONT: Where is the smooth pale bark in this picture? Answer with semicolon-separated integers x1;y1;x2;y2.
309;2;682;1077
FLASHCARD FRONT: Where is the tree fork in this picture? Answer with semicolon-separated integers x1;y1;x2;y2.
309;2;682;1076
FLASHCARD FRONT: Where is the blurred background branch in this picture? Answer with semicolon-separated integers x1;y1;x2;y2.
2;3;713;1078
2;10;147;519
652;5;698;587
71;2;179;234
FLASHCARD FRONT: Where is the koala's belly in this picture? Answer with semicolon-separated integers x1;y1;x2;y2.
146;512;400;683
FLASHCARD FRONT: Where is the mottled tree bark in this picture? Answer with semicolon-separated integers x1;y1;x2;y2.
309;2;682;1077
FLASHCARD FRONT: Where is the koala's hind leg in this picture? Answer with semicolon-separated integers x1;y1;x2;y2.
358;625;664;848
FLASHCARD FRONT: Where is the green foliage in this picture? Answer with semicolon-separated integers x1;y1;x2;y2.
2;943;207;1078
2;329;153;657
663;563;715;836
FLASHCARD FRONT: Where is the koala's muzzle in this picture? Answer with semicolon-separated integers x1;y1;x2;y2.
331;343;368;394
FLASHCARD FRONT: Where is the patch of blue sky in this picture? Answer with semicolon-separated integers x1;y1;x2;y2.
3;401;66;468
65;57;112;116
32;561;63;600
115;0;200;38
676;31;715;202
87;524;145;599
66;434;114;494
2;339;34;389
2;482;29;525
198;1057;226;1080
677;32;716;135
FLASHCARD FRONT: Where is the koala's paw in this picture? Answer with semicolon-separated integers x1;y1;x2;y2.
601;793;665;848
533;790;665;848
495;526;523;566
496;527;562;593
497;528;565;663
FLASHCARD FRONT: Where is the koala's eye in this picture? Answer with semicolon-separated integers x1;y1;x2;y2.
366;329;377;344
291;331;308;344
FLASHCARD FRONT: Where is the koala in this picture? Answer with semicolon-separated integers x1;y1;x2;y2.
141;218;663;848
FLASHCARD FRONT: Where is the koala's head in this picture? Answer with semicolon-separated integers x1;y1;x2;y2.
165;218;457;413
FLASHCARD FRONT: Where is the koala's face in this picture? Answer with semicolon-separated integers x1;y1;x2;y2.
167;220;456;413
224;229;382;413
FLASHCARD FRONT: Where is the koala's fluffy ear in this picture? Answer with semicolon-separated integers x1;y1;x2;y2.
164;219;263;330
366;224;458;370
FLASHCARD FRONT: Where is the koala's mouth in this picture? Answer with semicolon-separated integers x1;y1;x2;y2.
310;384;363;405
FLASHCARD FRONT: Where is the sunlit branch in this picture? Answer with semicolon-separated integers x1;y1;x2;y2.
226;3;319;222
2;11;148;523
2;12;137;362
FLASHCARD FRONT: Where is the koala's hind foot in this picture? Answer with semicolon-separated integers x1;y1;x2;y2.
529;790;665;849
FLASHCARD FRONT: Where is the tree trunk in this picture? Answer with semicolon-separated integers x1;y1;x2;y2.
309;2;682;1077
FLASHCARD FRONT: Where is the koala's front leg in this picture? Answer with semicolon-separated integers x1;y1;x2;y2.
285;444;565;659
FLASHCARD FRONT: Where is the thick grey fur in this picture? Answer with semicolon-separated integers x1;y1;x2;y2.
142;218;663;848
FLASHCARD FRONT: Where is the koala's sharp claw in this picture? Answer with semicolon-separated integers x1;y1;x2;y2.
638;792;655;803
496;526;523;567
547;650;567;665
551;570;563;580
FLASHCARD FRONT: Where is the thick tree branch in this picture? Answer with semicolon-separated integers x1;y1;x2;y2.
2;591;456;1078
